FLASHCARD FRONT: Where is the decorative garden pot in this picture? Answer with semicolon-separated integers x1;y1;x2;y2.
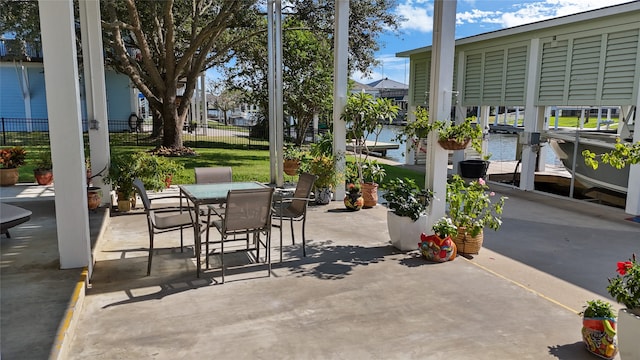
618;308;640;359
419;234;457;262
87;187;102;210
0;168;19;186
452;227;484;255
386;211;428;251
582;316;617;359
315;188;333;205
361;182;379;208
283;159;300;176
344;192;364;211
34;169;54;185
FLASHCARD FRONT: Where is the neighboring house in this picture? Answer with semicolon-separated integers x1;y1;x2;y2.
350;78;409;123
396;2;640;114
0;38;137;132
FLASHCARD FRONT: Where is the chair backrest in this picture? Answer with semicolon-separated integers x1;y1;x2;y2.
223;187;274;233
289;173;316;215
132;178;152;211
195;167;232;184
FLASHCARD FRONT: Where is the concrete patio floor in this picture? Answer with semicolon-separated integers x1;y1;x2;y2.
2;181;639;359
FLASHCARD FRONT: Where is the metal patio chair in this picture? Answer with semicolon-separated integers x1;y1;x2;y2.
206;187;274;283
133;179;194;276
272;173;316;261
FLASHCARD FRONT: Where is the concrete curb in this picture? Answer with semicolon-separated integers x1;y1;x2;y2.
49;205;110;360
49;268;87;360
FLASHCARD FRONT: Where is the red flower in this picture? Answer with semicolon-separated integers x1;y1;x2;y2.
617;261;633;275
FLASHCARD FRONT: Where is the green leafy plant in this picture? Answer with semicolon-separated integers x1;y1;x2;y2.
583;140;640;170
432;217;458;239
361;160;386;185
446;175;507;237
105;151;184;197
580;299;616;319
0;146;27;168
341;92;397;183
607;253;640;311
381;178;433;221
283;144;304;161
33;149;53;171
308;154;340;190
396;107;483;153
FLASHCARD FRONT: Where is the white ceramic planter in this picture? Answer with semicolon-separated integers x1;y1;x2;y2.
618;308;640;360
386;211;428;251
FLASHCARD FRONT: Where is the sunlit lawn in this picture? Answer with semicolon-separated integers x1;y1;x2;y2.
16;144;424;188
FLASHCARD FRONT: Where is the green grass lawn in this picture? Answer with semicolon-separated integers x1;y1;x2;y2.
14;145;425;189
487;115;618;129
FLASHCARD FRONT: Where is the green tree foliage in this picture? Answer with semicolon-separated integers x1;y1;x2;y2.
1;0;403;150
583;140;640;170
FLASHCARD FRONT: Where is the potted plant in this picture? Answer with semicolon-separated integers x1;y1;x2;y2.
418;216;458;262
33;149;54;185
396;107;483;153
283;145;304;176
446;175;507;255
0;146;27;186
381;177;434;251
136;152;184;191
360;160;386;208
580;299;618;359
104;153;140;212
343;183;364;211
607;253;640;359
307;154;339;205
341;92;397;189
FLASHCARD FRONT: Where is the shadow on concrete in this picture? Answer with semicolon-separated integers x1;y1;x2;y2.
0;200;107;360
548;341;589;359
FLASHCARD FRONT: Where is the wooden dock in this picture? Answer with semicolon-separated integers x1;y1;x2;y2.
346;140;399;157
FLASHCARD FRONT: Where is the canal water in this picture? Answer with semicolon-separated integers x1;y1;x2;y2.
369;125;563;166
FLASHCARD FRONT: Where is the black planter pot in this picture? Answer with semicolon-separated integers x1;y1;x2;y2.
459;160;489;179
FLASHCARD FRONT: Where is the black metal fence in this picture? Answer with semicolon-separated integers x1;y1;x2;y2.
0;117;323;149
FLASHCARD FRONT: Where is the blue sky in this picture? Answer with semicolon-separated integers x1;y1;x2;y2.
354;0;637;85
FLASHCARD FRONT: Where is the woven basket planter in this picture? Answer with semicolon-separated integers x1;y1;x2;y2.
438;138;470;150
452;227;483;254
361;182;379;208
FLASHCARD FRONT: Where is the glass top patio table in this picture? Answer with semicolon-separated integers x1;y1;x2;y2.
178;181;269;277
179;182;269;205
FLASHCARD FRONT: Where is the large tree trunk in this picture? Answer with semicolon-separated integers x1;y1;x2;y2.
161;91;186;149
151;107;163;138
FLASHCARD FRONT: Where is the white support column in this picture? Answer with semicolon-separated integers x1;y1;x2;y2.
625;93;640;215
267;0;283;186
201;73;207;131
38;0;91;269
79;0;111;208
405;105;417;165
451;52;466;173
520;38;541;191
479;106;490;156
332;0;349;201
425;0;457;228
313;112;319;140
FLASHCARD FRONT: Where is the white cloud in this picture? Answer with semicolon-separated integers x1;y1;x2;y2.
394;0;434;33
474;0;635;29
456;9;503;25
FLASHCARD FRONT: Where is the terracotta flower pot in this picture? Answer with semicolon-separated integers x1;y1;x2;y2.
34;169;53;185
0;168;19;186
361;182;379;208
